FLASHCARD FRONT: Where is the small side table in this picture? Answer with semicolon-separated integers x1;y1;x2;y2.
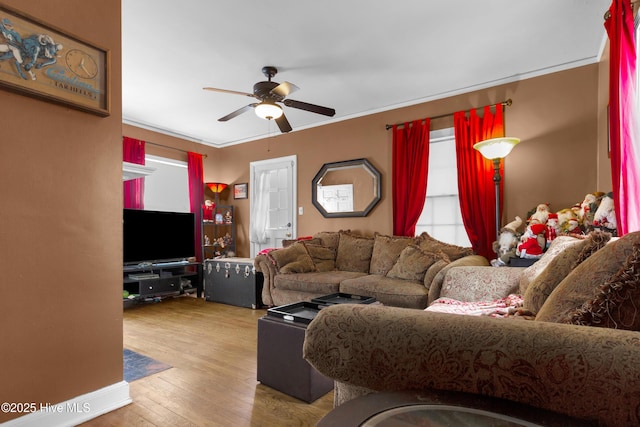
257;315;333;403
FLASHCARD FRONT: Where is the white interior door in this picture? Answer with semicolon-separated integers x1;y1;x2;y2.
250;155;297;257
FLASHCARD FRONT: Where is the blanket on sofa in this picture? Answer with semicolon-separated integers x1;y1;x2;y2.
426;294;524;317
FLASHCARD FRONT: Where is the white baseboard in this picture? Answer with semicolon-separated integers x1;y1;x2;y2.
2;381;131;427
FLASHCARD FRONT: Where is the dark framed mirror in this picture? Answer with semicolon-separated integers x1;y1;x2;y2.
312;158;382;218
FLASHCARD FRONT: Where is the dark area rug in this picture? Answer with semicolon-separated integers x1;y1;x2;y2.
123;348;172;382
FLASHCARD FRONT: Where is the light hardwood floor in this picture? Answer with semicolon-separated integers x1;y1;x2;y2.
80;296;334;426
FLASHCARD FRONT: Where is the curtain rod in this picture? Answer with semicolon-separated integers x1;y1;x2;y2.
385;99;512;130
144;140;208;158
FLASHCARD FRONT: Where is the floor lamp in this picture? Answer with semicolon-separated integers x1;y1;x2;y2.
473;137;520;239
206;182;228;207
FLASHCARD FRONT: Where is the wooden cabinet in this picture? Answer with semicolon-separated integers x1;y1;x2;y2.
203;205;236;259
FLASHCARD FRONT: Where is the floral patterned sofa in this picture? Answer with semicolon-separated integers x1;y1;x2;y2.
254;230;488;309
303;231;640;427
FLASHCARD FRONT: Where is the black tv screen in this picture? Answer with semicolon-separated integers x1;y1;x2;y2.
123;209;196;265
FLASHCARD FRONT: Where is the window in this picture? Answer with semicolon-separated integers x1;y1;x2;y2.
143;155;190;213
415;128;471;247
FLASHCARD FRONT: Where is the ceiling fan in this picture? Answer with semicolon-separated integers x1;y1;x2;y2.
204;66;336;133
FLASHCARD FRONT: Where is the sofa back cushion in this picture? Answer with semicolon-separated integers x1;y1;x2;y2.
536;232;640;323
415;232;473;261
568;241;640;330
523;240;589;314
335;232;375;273
369;234;415;276
313;231;342;252
386;245;441;281
303;243;336;272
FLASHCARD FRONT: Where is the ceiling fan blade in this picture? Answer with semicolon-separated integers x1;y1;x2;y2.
270;81;299;98
204;87;256;98
283;99;335;117
275;113;292;133
218;104;257;122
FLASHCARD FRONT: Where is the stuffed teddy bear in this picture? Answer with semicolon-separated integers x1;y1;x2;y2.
491;216;523;267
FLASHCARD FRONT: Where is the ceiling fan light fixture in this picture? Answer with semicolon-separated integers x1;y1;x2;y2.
255;102;283;120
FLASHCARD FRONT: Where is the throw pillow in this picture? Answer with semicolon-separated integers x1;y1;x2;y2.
523;239;589;314
303;243;336;272
523;231;611;314
387;245;440;282
369;233;415;276
518;235;584;295
568;242;640;330
415;232;473;261
536;231;640;323
268;243;316;274
335;232;375;273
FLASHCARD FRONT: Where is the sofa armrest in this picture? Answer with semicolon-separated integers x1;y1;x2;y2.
254;254;278;307
303;304;640;426
427;255;489;304
437;266;525;302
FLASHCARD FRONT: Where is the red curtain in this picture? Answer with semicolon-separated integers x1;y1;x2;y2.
392;119;430;236
122;136;145;209
187;152;204;262
605;0;640;235
454;105;504;259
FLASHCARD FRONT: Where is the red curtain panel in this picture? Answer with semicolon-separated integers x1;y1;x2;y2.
605;0;640;235
187;152;204;262
454;105;504;259
122;136;145;209
392;119;430;236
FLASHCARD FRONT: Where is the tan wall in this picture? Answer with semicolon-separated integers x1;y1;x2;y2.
0;0;122;422
215;64;608;257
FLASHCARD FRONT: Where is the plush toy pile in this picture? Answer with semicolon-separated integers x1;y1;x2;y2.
491;191;617;267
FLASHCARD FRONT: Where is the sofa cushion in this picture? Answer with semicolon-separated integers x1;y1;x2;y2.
416;231;473;261
439;266;523;302
568;241;640;330
303;243;336;272
268;243;316;274
386;245;440;282
519;235;585;295
313;231;342;252
274;271;366;294
369;234;415;276
335;232;375;273
523;239;590;314
339;275;428;309
536;232;640;323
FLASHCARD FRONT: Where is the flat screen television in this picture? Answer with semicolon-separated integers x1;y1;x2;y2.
123;209;195;265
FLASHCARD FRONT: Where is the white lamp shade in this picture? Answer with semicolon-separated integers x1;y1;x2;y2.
473;137;520;159
255;102;283;120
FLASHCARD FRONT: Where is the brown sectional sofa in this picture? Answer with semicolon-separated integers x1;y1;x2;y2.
303;231;640;427
254;230;488;309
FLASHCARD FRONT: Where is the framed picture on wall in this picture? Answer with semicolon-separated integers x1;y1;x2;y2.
0;4;110;116
234;183;248;199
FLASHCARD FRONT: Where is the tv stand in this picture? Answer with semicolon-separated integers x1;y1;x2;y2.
123;262;203;303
